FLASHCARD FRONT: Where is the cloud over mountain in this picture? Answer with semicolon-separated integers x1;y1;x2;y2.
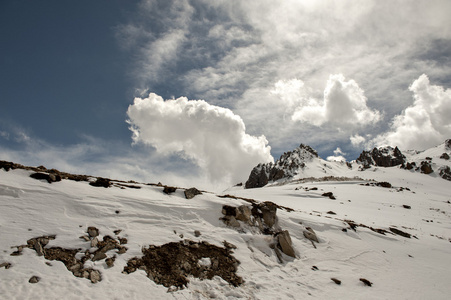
372;74;451;150
126;93;273;184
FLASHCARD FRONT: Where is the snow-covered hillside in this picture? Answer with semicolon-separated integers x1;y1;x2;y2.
1;140;450;299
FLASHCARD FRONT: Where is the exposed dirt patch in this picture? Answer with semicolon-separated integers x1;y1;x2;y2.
123;240;243;289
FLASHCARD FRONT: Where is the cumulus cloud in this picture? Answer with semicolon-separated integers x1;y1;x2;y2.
126;93;273;185
273;74;381;128
326;147;347;162
372;74;451;150
350;134;366;148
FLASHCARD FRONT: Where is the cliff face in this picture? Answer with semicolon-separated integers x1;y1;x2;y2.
245;144;318;189
356;146;406;169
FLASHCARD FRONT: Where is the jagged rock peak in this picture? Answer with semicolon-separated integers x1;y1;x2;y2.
356;146;406;168
445;139;451;150
245;144;319;189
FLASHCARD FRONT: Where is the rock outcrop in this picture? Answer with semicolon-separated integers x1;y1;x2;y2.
245;144;318;188
356;146;405;168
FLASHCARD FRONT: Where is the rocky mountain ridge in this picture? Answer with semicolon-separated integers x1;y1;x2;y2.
245;139;451;188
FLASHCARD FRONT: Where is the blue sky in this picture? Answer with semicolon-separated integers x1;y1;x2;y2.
1;0;451;190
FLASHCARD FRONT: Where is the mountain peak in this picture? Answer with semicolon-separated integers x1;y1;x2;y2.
245;144;319;189
356;146;406;169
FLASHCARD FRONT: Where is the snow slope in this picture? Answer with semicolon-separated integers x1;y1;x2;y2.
1;161;450;299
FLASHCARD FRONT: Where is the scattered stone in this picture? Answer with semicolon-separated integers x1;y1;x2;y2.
29;276;40;283
118;237;128;245
91;237;99;248
90;270;101;283
115;210;120;214
222;241;237;250
440;153;450;160
113;229;122;235
342;228;348;232
105;256;116;268
303;227;319;243
439;166;451;181
322;192;336;199
376;181;392;188
389;227;411;238
92;252;107;261
194;230;201;237
184;187;202;199
163;186;177;194
326;211;336;215
0;262;12;269
402;205;411;209
87;227;99;238
331;278;341;285
311;266;318;271
89;177;111;188
123;240;243;289
360;278;372;287
80;235;90;242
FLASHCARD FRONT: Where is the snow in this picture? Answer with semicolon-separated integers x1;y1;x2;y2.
1;151;451;299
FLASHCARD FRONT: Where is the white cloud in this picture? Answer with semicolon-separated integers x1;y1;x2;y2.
126;93;273;185
350;134;366;148
372;74;451;150
273;74;381;128
327;147;347;162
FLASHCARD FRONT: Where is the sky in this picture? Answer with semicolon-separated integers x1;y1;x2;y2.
1;0;451;190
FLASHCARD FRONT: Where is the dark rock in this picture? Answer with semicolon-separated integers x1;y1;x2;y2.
356;146;405;168
89;178;111;188
331;278;341;285
342;228;347;232
222;205;237;217
194;230;201;237
163;186;177;194
360;278;372;286
376;181;392;188
276;230;296;258
118;237;128;245
245;144;318;188
420;161;433;174
402;205;411;209
0;262;12;269
446;139;451;150
123;240;243;289
29;276;40;283
405;162;416;170
389;227;411;238
184;187;202;199
259;202;277;228
87;227;99;238
440;153;450;160
439;166;451;181
105;257;115;268
113;230;122;235
303;227;319;243
89;270;101;283
30;172;61;183
322;192;336;199
326;211;336;215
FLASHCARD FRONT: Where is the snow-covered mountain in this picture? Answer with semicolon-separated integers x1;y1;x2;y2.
245;140;451;188
1;140;450;299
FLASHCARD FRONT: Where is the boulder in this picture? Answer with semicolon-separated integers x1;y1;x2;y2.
89;178;111;188
303;227;319;243
163;186;177;194
420;161;433;174
276;230;296;258
440;153;450;160
87;227;99;238
439;166;451;181
30;172;61;183
29;276;40;283
184;187;202;199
